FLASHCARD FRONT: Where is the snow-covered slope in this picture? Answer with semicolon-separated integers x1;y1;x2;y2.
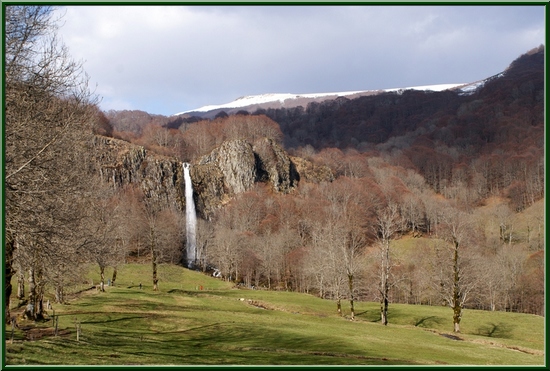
453;72;506;96
173;80;496;117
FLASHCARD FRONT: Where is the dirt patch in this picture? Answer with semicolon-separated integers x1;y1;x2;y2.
506;346;544;356
24;327;71;341
7;312;72;342
246;300;272;310
440;333;463;341
470;338;544;356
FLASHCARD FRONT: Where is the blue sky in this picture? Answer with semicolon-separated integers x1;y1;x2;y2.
54;5;545;116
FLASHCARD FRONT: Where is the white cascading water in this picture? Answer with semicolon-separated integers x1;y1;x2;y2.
183;163;197;268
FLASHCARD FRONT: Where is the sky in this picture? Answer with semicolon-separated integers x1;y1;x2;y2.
53;4;545;116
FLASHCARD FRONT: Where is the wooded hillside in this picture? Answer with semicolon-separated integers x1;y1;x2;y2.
91;47;545;324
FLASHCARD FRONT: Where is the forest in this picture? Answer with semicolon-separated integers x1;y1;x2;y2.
4;5;544;339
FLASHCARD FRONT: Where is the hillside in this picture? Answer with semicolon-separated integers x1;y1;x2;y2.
5;264;544;365
268;46;544;151
82;47;544;317
173;83;467;118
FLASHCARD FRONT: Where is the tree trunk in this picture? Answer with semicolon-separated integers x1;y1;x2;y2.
452;239;461;333
380;240;390;326
381;264;389;325
17;268;25;301
100;266;105;292
55;285;64;304
25;266;45;321
111;266;117;286
336;297;342;316
36;286;44;319
380;296;389;326
453;306;461;333
152;255;158;291
254;269;260;287
25;266;36;320
348;273;355;320
151;229;158;291
408;280;415;305
5;236;15;323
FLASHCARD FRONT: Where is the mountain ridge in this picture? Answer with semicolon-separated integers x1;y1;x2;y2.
174;83;472;118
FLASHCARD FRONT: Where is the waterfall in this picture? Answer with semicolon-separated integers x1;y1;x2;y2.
183;163;197;268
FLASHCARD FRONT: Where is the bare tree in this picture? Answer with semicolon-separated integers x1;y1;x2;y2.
142;203;182;291
342;225;366;320
4;5;97;321
305;179;369;318
195;218;214;272
400;193;425;236
304;228;331;299
257;230;285;290
374;202;404;325
84;183;128;292
210;226;243;282
437;206;480;333
493;203;515;245
310;221;346;314
118;186;182;291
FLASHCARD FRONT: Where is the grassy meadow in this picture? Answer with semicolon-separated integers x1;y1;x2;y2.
4;263;545;366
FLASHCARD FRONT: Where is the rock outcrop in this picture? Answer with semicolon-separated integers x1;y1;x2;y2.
193;138;301;217
92;135;333;219
198;139;257;195
288;155;335;184
253;137;298;193
91;136;184;211
189;162;226;218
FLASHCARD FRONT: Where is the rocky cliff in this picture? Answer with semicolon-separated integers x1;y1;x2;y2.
92;135;185;211
92;135;333;218
253;137;299;193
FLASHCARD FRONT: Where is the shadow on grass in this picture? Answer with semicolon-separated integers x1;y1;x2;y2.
475;322;515;338
28;318;419;365
167;289;210;296
118;321;421;365
414;316;444;328
354;310;381;323
82;315;146;325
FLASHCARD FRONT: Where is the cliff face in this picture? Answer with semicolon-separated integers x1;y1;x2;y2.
198;139;257;195
92;135;185;211
92;135;333;218
288;155;335;184
253;137;298;193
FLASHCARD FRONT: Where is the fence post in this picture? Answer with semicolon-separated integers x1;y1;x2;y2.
75;318;81;342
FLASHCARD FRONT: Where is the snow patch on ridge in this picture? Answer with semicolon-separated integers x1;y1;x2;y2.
172;83;471;116
455;72;506;96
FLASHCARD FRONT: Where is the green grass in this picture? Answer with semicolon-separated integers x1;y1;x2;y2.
4;263;545;366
